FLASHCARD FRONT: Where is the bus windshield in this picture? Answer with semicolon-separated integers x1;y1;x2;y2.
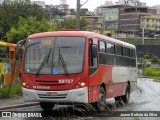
25;37;85;75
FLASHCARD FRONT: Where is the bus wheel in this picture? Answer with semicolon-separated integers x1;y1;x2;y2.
40;102;55;111
121;84;130;103
115;84;130;105
114;96;122;104
0;75;4;89
94;87;106;112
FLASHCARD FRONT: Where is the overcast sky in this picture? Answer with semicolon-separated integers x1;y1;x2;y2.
42;0;160;11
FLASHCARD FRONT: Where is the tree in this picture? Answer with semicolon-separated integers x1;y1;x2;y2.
0;2;49;38
49;7;66;19
69;8;76;15
62;18;89;30
80;8;89;16
6;17;55;43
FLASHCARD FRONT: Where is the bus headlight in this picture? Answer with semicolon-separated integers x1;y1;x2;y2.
22;82;26;86
22;82;32;89
73;79;86;89
80;82;85;87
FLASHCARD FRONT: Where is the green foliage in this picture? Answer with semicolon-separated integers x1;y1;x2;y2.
80;8;89;16
144;67;160;77
137;58;148;68
6;16;55;43
62;18;89;30
156;77;160;81
151;56;159;63
0;83;22;98
69;9;76;15
80;18;89;30
62;18;76;29
0;2;49;38
144;55;150;59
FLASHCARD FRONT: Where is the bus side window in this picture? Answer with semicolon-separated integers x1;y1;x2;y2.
89;40;98;67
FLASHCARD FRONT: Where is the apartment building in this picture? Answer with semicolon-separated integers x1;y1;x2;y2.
141;15;160;36
81;16;103;31
119;6;157;35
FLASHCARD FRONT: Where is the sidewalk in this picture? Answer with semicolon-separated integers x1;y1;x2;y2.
0;96;39;110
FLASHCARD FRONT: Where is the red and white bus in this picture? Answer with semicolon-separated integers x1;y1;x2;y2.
19;31;137;111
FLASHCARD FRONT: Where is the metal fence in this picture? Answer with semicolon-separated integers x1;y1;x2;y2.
136;45;160;58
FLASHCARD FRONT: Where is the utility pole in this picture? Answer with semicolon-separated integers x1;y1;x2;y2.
76;0;80;29
142;17;144;45
142;26;144;45
76;0;89;30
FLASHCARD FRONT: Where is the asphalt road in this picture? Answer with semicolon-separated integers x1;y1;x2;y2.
1;78;160;120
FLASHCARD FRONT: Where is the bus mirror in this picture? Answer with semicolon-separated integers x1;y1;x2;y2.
17;39;26;48
16;48;23;60
16;39;26;60
91;45;98;58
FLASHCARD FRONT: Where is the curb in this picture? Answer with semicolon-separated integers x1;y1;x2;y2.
0;102;39;110
138;76;157;79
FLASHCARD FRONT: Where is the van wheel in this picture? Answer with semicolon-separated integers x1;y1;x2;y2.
93;87;106;112
40;102;55;111
0;75;4;89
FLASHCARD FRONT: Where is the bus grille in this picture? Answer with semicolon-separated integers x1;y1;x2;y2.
37;94;67;99
36;80;65;86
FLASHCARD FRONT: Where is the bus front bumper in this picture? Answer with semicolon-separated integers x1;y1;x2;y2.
22;87;88;104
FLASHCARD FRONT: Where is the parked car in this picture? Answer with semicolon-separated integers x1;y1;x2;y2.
137;60;151;68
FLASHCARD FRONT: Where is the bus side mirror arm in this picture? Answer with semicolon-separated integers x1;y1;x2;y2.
16;39;26;60
17;39;26;48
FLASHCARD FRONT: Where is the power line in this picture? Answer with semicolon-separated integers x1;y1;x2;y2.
80;0;89;7
81;2;98;8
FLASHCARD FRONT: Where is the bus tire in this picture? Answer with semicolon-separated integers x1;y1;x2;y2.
114;84;130;105
40;102;55;111
93;87;106;112
121;84;130;103
0;75;4;89
114;96;122;104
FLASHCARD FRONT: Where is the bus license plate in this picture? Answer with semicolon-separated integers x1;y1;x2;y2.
46;92;57;96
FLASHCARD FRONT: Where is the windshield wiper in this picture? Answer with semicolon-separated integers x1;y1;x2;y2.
36;48;51;76
58;53;69;76
58;47;70;76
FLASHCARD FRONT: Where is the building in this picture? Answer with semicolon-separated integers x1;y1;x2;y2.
0;0;3;4
102;5;120;35
119;6;157;35
141;15;160;37
81;16;103;32
151;5;160;14
94;0;148;36
45;4;55;10
31;1;45;8
59;0;69;13
117;0;146;7
0;0;27;4
94;1;114;16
